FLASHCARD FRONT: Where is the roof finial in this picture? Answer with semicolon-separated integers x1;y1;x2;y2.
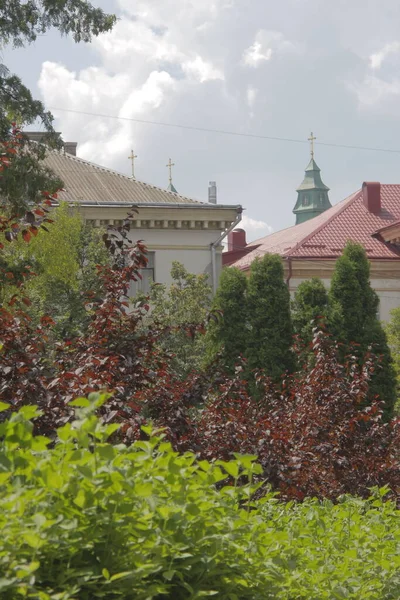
128;149;137;179
166;157;175;185
308;131;316;159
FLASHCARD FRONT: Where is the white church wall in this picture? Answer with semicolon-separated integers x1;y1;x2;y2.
127;227;223;288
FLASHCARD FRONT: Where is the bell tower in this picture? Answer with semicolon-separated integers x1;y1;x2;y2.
293;132;331;224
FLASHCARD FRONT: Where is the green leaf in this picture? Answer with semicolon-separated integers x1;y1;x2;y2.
69;397;91;407
109;571;133;582
0;402;10;412
218;460;239;479
23;533;43;549
134;482;153;497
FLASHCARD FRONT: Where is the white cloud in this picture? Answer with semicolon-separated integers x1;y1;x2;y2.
119;71;176;118
182;56;224;83
240;215;273;242
246;86;258;109
370;41;400;69
242;41;272;67
242;30;296;68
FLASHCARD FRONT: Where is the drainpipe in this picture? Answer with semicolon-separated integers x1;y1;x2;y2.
286;257;293;287
210;208;243;295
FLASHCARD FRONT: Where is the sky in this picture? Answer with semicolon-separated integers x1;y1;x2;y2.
4;0;400;241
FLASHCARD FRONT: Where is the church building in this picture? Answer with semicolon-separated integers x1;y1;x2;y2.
224;135;400;322
27;134;242;295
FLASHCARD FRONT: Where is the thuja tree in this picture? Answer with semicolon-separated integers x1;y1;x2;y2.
291;278;342;364
292;278;329;348
204;266;248;374
330;241;397;416
246;254;294;381
385;310;400;413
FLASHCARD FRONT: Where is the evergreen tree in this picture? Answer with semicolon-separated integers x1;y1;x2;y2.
246;254;294;381
205;267;248;373
329;241;397;416
292;278;329;343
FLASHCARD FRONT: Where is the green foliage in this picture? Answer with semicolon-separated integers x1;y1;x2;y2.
246;254;294;381
292;277;329;339
385;310;400;414
0;397;399;600
145;262;212;378
1;0;116;207
292;278;342;364
1;0;116;47
205;266;248;373
330;242;397;416
1;203;110;337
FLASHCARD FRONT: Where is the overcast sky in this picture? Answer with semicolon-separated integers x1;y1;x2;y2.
4;0;400;240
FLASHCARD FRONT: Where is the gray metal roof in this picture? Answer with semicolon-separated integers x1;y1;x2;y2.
43;150;205;205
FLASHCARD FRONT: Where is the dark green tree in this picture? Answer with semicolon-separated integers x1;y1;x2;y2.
0;0;116;212
292;278;329;340
246;254;294;381
205;267;248;373
329;241;397;416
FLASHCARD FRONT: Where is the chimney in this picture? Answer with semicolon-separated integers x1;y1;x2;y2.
208;181;217;204
25;131;77;156
64;142;77;156
362;181;381;214
228;228;247;252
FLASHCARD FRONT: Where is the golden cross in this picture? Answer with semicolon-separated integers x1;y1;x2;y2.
128;149;137;179
166;157;175;184
308;132;316;159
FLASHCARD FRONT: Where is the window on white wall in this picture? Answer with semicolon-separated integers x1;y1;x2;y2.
131;251;155;295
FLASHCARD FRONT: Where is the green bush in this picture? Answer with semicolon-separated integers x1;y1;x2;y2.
0;395;399;599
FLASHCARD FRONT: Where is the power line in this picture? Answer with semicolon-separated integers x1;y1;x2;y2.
49;106;400;156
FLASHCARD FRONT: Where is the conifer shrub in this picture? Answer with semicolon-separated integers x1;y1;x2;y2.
204;266;248;373
246;254;294;381
0;396;399;600
329;241;397;416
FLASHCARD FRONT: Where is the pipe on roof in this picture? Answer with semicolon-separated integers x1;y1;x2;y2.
210;207;243;295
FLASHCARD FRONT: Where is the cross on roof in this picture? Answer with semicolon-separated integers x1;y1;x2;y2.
166;157;175;185
308;132;316;159
128;149;137;179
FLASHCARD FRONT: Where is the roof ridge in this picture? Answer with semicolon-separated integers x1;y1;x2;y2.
49;148;205;204
286;189;361;257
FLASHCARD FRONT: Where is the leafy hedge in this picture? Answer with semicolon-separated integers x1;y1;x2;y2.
0;395;399;600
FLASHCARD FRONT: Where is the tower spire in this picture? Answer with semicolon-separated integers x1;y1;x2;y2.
166;157;178;193
293;135;332;225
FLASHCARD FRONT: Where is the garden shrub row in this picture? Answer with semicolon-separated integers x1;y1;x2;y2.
0;395;399;600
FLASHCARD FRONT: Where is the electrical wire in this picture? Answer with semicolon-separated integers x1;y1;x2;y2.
49;106;400;155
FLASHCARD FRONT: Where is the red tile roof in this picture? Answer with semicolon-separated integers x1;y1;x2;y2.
233;185;400;270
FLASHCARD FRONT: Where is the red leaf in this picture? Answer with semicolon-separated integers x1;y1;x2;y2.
22;230;31;243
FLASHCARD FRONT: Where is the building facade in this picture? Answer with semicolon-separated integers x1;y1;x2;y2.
40;143;242;293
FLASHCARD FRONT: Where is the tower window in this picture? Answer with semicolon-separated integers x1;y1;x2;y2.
303;196;310;206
